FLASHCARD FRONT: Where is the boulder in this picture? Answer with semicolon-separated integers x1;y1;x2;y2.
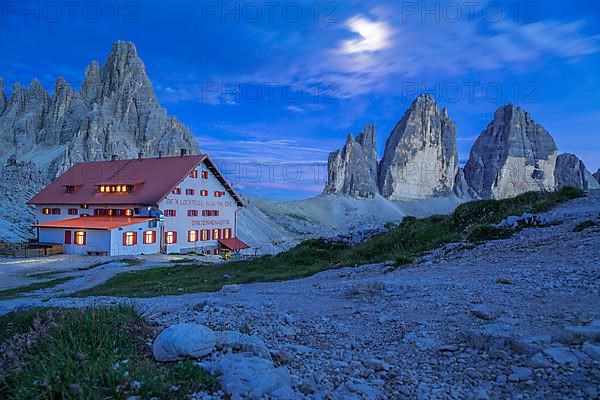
153;323;216;362
554;153;600;190
214;330;272;360
202;353;298;400
543;346;579;365
378;95;460;200
323;124;379;198
464;104;558;199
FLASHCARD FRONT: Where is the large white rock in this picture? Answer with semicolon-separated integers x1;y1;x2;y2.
153;323;216;362
202;353;298;400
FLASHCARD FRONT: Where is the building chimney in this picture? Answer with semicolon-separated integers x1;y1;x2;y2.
158;151;163;159
180;148;187;157
111;154;117;161
138;152;143;160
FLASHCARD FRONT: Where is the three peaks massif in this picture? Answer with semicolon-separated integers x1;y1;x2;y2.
0;41;598;242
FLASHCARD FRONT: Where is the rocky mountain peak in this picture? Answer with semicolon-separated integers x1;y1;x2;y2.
554;153;600;190
594;169;600;185
324;124;379;198
81;60;101;104
378;95;459;200
0;78;6;114
464;104;558;199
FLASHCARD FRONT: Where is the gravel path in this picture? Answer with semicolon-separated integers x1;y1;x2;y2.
4;192;600;399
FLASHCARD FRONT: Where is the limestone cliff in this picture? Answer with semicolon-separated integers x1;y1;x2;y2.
554;153;600;190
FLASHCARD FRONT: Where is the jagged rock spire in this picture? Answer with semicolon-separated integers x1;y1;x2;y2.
378;94;459;200
554;153;600;190
464;104;558;199
324;124;379;198
81;60;101;104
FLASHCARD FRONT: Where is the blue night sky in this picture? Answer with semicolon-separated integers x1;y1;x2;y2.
1;0;599;200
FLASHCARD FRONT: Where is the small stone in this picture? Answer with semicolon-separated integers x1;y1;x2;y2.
470;305;496;321
543;347;579;365
526;353;553;369
222;284;241;294
509;366;532;381
496;277;516;285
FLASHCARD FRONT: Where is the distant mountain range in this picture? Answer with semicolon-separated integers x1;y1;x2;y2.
0;41;598;244
324;95;600;200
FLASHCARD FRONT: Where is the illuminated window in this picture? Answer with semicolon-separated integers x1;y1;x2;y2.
81;204;89;209
123;209;134;217
212;229;220;240
189;170;198;178
123;232;137;246
214;191;226;197
172;188;181;195
98;185;133;193
201;171;209;179
68;208;78;215
223;228;231;239
200;190;208;197
186;189;195;195
42;208;50;215
201;230;209;241
165;231;177;244
143;230;156;244
188;230;198;242
74;231;86;245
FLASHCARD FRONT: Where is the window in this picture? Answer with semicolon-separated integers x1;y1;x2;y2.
123;232;137;246
201;229;209;241
68;208;78;215
212;229;220;240
223;228;232;239
172;188;181;195
189;170;198;178
200;190;208;197
42;208;50;215
94;209;107;216
65;185;75;193
52;208;61;215
213;248;219;255
201;171;209;179
188;230;198;242
165;231;177;244
188;210;199;217
202;210;219;217
143;230;156;244
164;210;177;217
98;185;133;193
214;191;226;197
123;209;134;217
186;189;195;196
74;231;86;245
81;204;89;209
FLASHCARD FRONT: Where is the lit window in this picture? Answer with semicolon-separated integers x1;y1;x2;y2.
81;204;89;209
172;188;181;195
123;209;134;217
223;228;231;239
200;190;208;197
143;230;156;244
123;232;137;246
188;230;198;242
190;170;198;178
212;229;220;240
165;231;177;244
99;186;106;193
42;208;50;215
201;230;209;241
74;231;86;245
201;171;209;179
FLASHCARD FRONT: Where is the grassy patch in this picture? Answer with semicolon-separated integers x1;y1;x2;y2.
0;306;218;399
72;187;583;298
119;258;144;266
0;277;74;300
286;213;310;221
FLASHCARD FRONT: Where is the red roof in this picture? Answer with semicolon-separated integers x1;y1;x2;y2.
35;217;155;230
28;155;243;207
218;238;250;251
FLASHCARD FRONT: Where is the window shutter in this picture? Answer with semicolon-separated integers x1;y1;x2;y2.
123;232;127;245
82;232;87;245
152;231;157;243
64;230;72;244
133;232;137;245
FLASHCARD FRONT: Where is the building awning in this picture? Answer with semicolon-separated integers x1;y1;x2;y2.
35;217;155;231
218;238;250;251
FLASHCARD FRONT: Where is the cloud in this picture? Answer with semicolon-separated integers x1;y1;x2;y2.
340;16;393;54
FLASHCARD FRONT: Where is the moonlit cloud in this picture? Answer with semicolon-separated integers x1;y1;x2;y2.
340;16;393;54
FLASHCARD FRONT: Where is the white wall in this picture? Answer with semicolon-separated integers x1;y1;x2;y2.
159;161;239;254
109;221;160;257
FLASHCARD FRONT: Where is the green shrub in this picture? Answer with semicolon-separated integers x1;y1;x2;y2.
394;255;414;266
467;225;515;243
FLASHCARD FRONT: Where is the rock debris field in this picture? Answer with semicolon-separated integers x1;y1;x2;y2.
30;192;600;398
